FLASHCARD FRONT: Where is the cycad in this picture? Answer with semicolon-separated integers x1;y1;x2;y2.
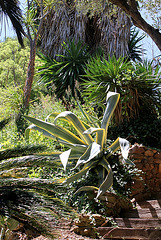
0;131;75;238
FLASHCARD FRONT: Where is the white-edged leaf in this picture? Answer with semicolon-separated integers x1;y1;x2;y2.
96;169;113;199
74;186;99;195
96;157;113;199
45;112;60;122
101;92;120;136
106;137;120;156
25;115;85;145
119;137;130;160
84;127;105;148
63;160;98;184
60;149;71;171
54;111;94;145
25;124;56;140
75;142;102;168
57;140;88;153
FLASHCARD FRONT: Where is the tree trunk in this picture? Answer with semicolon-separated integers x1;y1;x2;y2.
23;39;37;109
16;39;37;135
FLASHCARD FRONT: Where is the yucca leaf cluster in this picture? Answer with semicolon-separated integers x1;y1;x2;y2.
37;39;89;102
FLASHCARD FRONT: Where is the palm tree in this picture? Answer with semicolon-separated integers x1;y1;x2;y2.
0;0;24;47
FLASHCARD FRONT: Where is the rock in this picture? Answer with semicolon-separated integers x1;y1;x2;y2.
92;214;106;227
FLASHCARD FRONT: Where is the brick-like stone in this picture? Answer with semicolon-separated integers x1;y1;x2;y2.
154;159;161;163
134;163;143;170
144;150;154;157
129;144;145;154
151;167;158;175
154;152;161;159
156;173;161;179
130;153;145;160
149;164;155;169
147;157;154;163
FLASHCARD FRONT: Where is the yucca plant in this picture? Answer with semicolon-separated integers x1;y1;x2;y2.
25;92;134;200
37;39;89;103
82;55;161;123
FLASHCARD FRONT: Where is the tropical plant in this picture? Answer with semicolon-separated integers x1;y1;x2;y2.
82;55;161;124
25;91;134;200
37;40;89;104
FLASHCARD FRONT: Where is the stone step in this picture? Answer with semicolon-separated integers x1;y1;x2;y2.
136;199;161;209
97;227;161;239
113;218;161;228
121;208;161;218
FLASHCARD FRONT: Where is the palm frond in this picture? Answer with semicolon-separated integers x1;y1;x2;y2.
0;0;24;47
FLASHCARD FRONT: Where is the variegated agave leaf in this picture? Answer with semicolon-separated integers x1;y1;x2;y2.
25;91;132;200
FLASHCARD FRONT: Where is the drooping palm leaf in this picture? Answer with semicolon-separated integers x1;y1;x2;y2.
0;0;24;46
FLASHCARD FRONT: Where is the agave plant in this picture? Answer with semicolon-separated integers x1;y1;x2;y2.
25;92;133;200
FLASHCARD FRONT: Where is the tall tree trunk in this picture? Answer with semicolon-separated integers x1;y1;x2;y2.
23;39;37;109
16;39;37;135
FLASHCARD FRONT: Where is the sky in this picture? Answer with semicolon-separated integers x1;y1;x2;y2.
0;1;160;61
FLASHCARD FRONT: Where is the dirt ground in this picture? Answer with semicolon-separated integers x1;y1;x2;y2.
32;218;103;240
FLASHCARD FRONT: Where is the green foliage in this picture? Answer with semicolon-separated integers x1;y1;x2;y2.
0;38;42;120
109;115;161;150
82;55;131;105
0;85;23;118
0;95;79;238
0;144;47;160
25;92;134;200
82;55;161;123
108;154;143;196
0;39;29;87
37;40;89;103
128;27;145;62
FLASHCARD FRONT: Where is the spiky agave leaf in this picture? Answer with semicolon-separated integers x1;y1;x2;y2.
25;91;132;200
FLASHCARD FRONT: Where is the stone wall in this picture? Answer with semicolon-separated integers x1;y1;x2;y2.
129;143;161;201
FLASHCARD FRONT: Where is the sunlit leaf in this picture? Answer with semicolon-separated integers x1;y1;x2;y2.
54;111;94;145
25;116;85;145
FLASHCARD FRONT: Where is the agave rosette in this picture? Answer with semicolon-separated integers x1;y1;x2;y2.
25;92;133;199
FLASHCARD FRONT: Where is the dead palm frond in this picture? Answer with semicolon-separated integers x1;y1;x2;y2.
40;2;131;59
